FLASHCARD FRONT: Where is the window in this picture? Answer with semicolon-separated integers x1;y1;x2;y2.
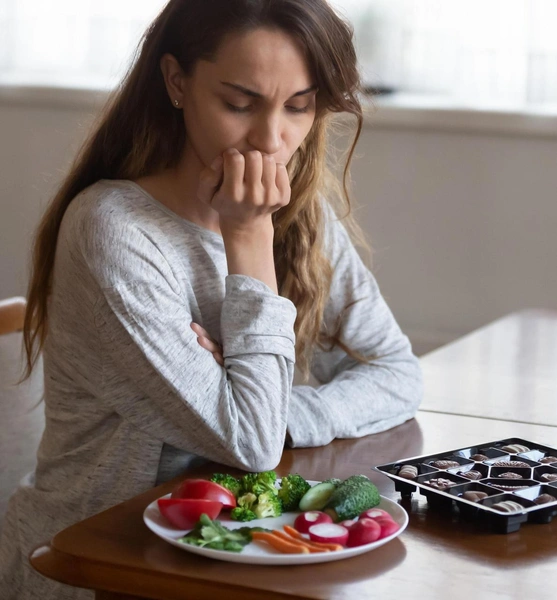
1;0;556;107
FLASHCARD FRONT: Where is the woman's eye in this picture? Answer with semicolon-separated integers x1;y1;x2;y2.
226;102;251;113
225;102;310;114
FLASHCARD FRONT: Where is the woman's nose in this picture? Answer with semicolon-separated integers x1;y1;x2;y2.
247;114;282;156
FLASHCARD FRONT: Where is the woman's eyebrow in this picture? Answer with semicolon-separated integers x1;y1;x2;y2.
219;81;318;99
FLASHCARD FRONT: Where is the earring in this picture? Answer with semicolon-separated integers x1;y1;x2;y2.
174;99;180;107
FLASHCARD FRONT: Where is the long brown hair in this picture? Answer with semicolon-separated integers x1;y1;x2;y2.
23;0;368;381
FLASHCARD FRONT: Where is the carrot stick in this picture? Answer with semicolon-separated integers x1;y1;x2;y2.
283;525;344;551
271;529;330;553
251;531;310;554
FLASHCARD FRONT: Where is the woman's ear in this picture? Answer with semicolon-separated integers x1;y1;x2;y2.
160;53;187;108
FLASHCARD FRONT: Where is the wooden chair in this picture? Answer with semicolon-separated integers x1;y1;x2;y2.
0;297;45;533
0;296;26;335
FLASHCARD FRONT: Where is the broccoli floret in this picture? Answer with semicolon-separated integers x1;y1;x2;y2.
238;492;258;509
209;473;242;499
230;492;257;521
278;473;311;511
254;492;283;519
230;507;257;521
241;471;278;496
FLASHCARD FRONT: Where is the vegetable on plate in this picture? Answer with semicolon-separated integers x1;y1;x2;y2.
323;475;381;522
171;478;236;508
346;518;381;547
277;473;311;511
308;523;349;546
158;498;223;529
293;511;333;534
180;513;270;552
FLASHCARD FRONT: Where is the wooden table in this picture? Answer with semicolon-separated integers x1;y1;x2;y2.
30;411;557;600
420;309;557;426
29;310;557;599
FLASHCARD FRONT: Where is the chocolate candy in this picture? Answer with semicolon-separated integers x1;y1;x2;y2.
497;472;523;479
534;494;557;505
491;461;530;468
489;483;529;491
491;500;524;513
540;456;557;464
462;491;488;502
424;478;457;490
500;444;530;453
459;470;482;480
470;454;488;462
398;464;418;480
431;460;461;469
540;473;557;483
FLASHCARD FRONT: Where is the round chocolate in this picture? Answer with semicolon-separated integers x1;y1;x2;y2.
500;444;530;453
424;478;456;490
540;456;557;464
492;500;524;513
398;464;418;480
431;460;461;469
462;491;488;502
491;460;530;468
534;493;557;505
497;472;523;479
459;470;482;480
470;454;488;462
540;473;557;483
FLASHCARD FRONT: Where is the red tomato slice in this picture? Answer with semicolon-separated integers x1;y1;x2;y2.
171;479;236;508
157;498;223;529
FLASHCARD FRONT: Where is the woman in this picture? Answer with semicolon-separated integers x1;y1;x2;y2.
0;1;422;598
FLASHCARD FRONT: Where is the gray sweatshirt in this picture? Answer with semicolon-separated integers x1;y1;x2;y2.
0;179;422;599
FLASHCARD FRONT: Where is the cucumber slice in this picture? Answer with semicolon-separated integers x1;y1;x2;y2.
298;481;337;511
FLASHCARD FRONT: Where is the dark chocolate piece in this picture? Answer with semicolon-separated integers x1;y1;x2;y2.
431;460;460;469
491;461;530;468
424;477;457;490
491;500;524;513
459;470;482;480
534;493;557;505
500;444;530;453
497;472;523;479
470;454;488;462
462;491;488;502
540;456;557;464
540;473;557;483
398;464;418;480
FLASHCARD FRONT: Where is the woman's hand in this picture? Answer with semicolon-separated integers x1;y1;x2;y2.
197;148;291;232
191;322;224;366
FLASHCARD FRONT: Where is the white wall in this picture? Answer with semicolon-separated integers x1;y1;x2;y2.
1;92;556;354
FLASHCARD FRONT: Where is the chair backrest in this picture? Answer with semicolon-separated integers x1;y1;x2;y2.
0;297;45;533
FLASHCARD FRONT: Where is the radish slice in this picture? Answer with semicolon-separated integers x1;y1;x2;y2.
294;511;333;534
339;518;358;530
377;519;400;539
347;518;381;547
308;523;349;546
360;508;393;521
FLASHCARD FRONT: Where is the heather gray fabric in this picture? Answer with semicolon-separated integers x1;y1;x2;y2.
0;179;422;599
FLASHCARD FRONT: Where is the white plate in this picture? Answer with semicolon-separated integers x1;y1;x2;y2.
143;480;409;565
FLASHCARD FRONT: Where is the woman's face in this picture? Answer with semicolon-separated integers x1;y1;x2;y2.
165;27;318;169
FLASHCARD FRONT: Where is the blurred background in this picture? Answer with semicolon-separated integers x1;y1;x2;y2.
1;0;556;355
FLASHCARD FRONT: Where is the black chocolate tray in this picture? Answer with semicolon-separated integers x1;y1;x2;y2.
374;437;557;534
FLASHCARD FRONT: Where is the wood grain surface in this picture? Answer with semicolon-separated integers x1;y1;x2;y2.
420;309;557;426
30;411;557;600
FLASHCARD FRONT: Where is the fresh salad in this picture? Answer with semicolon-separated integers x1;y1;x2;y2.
156;471;401;554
